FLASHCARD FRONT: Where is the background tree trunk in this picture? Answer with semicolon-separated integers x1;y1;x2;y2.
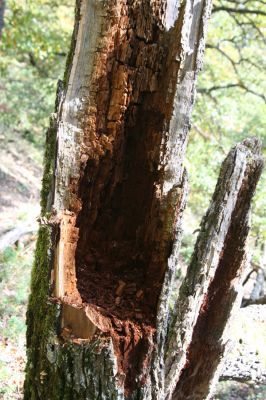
0;0;5;38
24;1;262;399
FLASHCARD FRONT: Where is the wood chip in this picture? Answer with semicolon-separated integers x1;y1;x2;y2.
115;280;126;296
61;327;72;339
126;283;136;288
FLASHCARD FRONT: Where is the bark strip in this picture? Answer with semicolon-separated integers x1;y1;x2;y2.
165;138;263;400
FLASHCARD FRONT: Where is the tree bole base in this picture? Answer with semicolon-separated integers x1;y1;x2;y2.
52;200;160;394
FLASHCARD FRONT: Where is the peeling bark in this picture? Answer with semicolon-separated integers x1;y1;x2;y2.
24;0;262;399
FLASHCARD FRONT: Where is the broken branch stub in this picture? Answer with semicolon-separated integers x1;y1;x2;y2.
164;138;263;400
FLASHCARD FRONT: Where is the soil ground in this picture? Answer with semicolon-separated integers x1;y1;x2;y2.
0;135;41;236
0;133;41;399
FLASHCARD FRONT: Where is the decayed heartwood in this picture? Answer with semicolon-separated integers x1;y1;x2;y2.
24;0;263;399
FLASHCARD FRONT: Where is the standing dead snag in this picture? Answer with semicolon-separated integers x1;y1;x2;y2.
165;139;263;400
24;0;262;399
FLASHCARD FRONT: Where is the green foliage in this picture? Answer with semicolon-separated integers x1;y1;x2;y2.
1;0;72;68
0;3;74;396
180;233;195;265
0;245;32;340
0;0;73;150
184;0;266;261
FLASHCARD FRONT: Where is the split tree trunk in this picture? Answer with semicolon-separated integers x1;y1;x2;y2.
24;1;263;399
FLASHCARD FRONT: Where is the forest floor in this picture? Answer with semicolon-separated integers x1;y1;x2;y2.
0;133;41;236
0;132;41;399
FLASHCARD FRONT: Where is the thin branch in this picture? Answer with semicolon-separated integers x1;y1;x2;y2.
206;44;239;74
192;123;227;154
229;13;266;42
212;6;266;16
244;14;266;42
242;294;266;306
0;223;37;252
242;267;258;286
206;43;266;72
198;83;266;102
192;123;212;140
28;52;49;77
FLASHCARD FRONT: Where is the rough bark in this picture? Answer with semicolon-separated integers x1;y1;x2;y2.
24;0;262;399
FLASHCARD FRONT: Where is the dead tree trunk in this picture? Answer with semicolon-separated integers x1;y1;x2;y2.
24;1;263;399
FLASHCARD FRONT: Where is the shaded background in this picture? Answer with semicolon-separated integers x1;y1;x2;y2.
0;0;265;398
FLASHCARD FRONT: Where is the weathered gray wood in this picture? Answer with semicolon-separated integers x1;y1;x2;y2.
166;139;263;400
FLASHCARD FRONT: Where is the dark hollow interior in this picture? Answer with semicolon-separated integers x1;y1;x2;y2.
75;102;166;326
74;2;174;328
